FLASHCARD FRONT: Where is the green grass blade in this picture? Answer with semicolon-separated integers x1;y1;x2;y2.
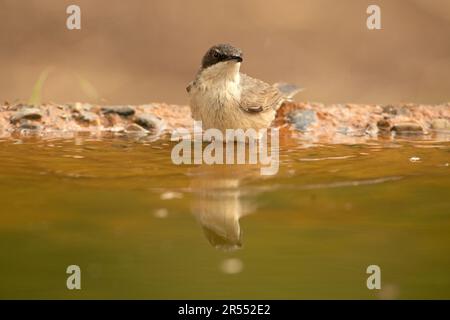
75;73;100;102
28;67;52;106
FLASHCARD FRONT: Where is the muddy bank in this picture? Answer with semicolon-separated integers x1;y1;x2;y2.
0;102;449;140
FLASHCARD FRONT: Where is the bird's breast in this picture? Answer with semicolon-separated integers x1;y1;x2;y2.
189;63;241;110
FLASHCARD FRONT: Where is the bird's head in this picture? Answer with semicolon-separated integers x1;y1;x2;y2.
201;44;243;70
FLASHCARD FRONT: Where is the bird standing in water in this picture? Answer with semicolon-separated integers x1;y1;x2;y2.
187;44;301;133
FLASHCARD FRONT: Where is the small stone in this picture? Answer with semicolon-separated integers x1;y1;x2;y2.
75;111;99;125
12;103;26;111
398;106;412;116
431;119;450;130
382;105;411;116
10;107;43;123
382;105;397;115
101;105;135;116
69;102;92;113
134;113;163;130
287;109;317;131
125;123;148;132
18;120;41;130
377;119;391;132
391;122;423;134
409;156;421;162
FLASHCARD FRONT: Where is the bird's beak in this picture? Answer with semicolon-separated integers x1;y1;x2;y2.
229;56;243;63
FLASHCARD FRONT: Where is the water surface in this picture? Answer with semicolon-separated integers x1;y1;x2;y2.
0;133;449;299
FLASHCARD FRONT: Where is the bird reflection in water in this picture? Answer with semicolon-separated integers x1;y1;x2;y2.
186;128;287;250
189;164;260;251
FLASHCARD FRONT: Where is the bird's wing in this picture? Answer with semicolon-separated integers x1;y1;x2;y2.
239;74;285;114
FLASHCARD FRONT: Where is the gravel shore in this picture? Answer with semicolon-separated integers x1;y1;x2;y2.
1;102;449;141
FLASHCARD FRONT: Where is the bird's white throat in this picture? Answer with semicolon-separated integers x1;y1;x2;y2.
199;61;241;86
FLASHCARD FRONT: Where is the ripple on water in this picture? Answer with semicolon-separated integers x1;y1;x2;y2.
299;155;356;161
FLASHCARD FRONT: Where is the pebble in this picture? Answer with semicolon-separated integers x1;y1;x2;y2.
70;102;92;113
10;107;43;123
134;113;164;130
382;105;397;115
101;105;135;116
125;123;148;132
376;119;391;133
391;122;423;134
18;120;41;130
75;111;99;125
430;119;450;130
287;109;317;131
382;105;411;116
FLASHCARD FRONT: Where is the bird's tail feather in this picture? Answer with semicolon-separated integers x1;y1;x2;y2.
274;82;304;99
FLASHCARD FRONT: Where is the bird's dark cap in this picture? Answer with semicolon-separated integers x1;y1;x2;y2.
201;44;243;69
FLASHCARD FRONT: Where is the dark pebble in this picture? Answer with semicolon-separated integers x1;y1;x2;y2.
19;120;41;130
75;111;99;124
10;107;43;123
391;122;423;134
382;105;397;115
382;105;411;117
377;119;391;131
134;113;164;130
101;105;135;116
287;109;317;131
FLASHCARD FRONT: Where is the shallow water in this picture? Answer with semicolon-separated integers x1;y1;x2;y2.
0;133;449;299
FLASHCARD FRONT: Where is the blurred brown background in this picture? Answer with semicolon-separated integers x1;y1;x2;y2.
1;0;449;105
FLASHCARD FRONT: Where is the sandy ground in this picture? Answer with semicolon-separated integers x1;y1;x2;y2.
1;102;449;142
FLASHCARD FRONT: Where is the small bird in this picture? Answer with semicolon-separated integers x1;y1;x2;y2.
187;44;301;133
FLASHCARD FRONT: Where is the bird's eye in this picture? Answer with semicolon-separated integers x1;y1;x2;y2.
213;52;220;58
